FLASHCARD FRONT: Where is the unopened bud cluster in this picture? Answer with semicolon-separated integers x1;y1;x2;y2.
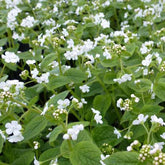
33;141;40;150
53;109;67;120
101;143;114;155
0;91;12;100
139;144;151;162
19;70;29;80
159;61;165;72
153;152;165;165
112;44;126;55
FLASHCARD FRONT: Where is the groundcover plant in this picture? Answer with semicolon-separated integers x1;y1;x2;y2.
0;0;165;164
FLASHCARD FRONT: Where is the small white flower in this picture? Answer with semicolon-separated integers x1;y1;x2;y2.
79;85;90;93
149;142;164;155
21;16;37;28
34;156;40;165
151;115;165;126
132;114;149;125
100;154;110;165
7;133;24;143
63;124;84;141
114;127;121;139
91;108;103;124
57;99;70;109
160;132;165;139
2;51;19;63
5;121;22;136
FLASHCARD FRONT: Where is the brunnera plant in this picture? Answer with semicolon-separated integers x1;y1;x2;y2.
0;0;165;164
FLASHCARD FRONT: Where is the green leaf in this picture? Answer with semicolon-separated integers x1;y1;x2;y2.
49;125;64;144
121;111;136;124
40;53;57;71
48;90;69;106
128;79;152;92
64;68;87;83
70;141;101;165
125;43;136;56
47;76;71;90
136;104;163;115
12;151;34;165
103;72;116;84
82;82;102;97
92;125;122;147
154;78;165;100
17;51;34;60
93;94;111;116
0;75;8;83
67;121;90;128
104;151;139;165
0;38;7;47
101;57;119;67
60;140;73;158
0;135;4;153
39;148;60;165
23;116;47;141
76;130;92;143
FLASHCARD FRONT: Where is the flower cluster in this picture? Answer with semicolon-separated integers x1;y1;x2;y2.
5;121;24;143
63;124;84;141
91;108;103;124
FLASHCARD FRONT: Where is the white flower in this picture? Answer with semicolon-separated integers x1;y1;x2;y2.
113;74;132;84
149;142;164;155
132;114;149;125
26;60;36;65
91;108;103;124
100;154;110;165
142;54;152;66
7;133;24;143
101;19;110;28
34;156;40;165
114;127;121;139
31;68;39;79
36;72;50;83
103;49;111;59
131;94;140;103
63;124;84;140
57;99;70;109
2;51;19;63
5;121;22;136
160;132;165;139
21;16;37;28
151;115;165;126
79;85;90;93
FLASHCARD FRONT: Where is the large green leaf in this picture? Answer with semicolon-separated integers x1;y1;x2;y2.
128;79;152;92
93;94;111;116
92;125;122;147
49;125;64;144
70;141;101;165
104;151;139;165
39;148;60;165
11;151;34;165
154;78;165;101
47;76;71;90
64;68;87;83
23;116;47;141
40;53;57;71
48;90;69;106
